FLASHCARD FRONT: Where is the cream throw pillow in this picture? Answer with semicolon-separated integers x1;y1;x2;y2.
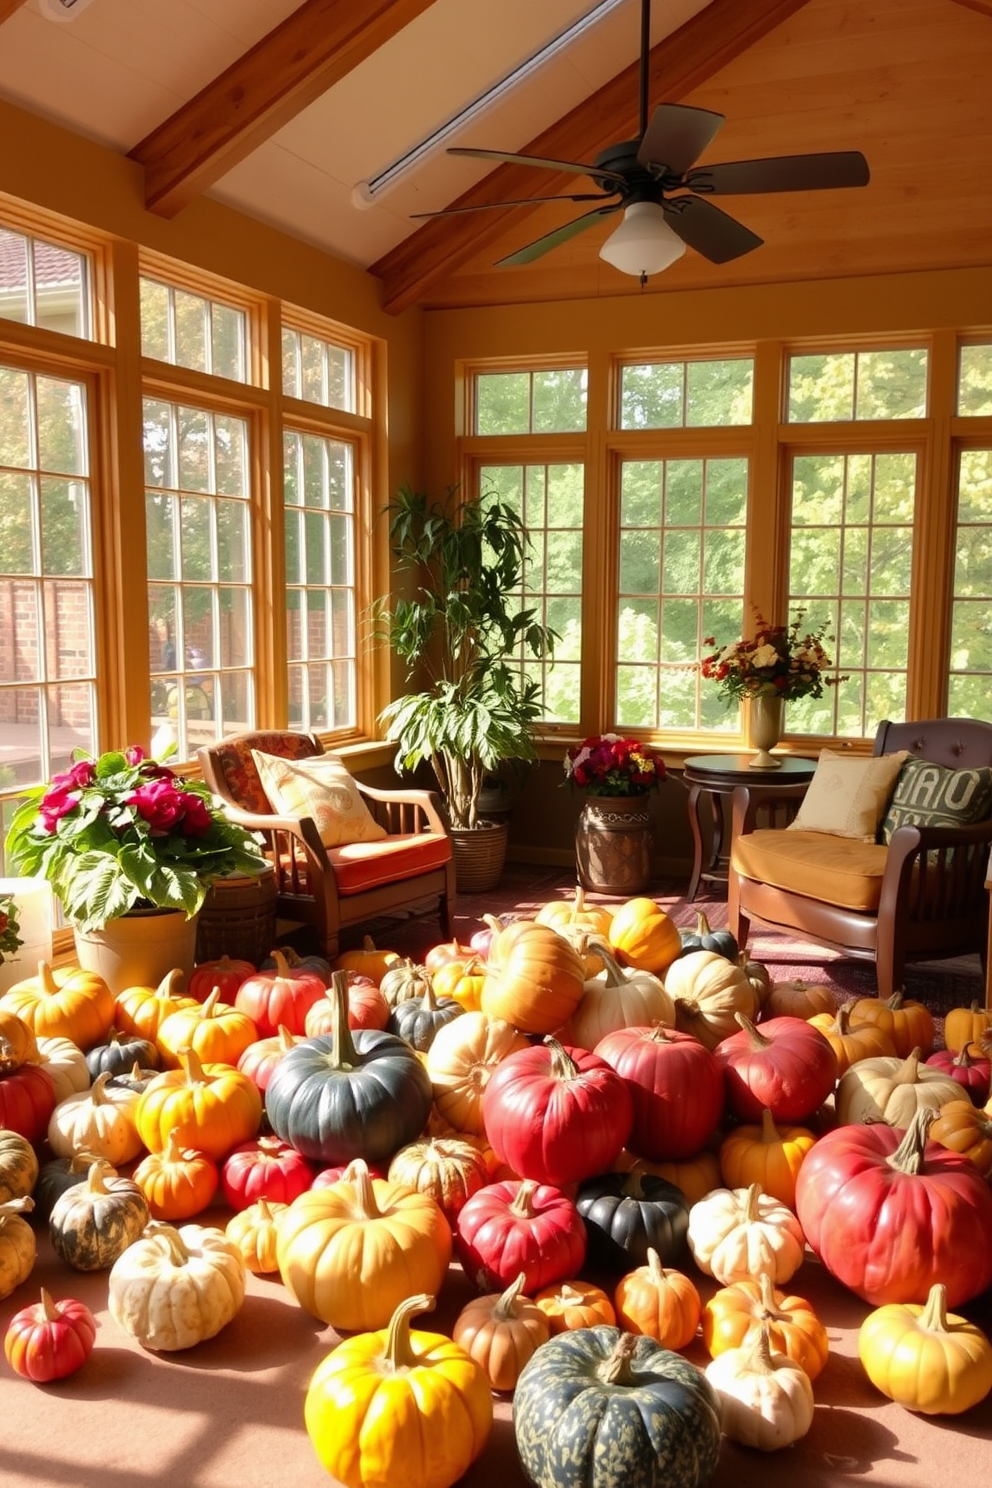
251;751;387;848
786;749;909;842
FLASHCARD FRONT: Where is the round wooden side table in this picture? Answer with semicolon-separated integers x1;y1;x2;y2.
682;754;818;901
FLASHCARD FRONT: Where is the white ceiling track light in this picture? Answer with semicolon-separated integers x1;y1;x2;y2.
598;199;685;283
38;0;98;21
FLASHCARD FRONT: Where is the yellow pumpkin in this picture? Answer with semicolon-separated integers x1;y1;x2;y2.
155;986;258;1069
332;935;400;984
664;951;757;1051
607;896;682;974
225;1197;289;1273
451;1272;550;1392
430;956;487;1013
305;1293;493;1488
614;1249;702;1350
847;991;935;1058
943;1000;992;1055
114;969;197;1043
614;1147;722;1206
276;1160;452;1332
536;886;614;940
135;1046;262;1159
426;1011;529;1134
2;961;114;1051
718;1108;817;1211
481;921;585;1035
702;1271;829;1381
929;1099;992;1178
0;1196;37;1300
859;1282;992;1414
0;1009;39;1073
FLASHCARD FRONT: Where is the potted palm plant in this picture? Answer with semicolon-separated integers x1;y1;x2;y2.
375;482;556;890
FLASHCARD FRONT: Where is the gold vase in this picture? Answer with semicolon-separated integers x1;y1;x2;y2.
746;693;785;769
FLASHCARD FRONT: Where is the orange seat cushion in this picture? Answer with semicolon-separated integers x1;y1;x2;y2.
732;830;889;913
327;833;452;895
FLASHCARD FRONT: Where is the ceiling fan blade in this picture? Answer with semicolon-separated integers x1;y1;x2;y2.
638;103;725;176
665;195;763;264
687;150;870;196
448;146;627;188
410;190;616;221
496;204;622;267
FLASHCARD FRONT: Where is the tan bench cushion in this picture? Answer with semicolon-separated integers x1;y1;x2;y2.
732;829;889;913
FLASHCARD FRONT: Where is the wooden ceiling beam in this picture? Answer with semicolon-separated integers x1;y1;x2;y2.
129;0;436;219
0;1;31;24
372;0;814;314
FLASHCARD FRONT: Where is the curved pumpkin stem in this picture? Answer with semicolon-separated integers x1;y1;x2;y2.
275;1025;299;1053
734;1012;770;1049
543;1037;580;1082
38;961;60;996
696;910;713;937
162;1128;190;1163
155;969;188;998
757;1271;789;1321
199;987;222;1019
596;1332;639;1385
179;1045;210;1085
38;1288;62;1322
83;1160;118;1196
741;1320;777;1374
758;1107;781;1145
892;1048;923;1085
509;1180;539;1218
145;1220;189;1265
269;949;293;979
887;1108;936;1174
919;1283;951;1332
89;1070;114;1105
384;1292;435;1371
325;970;361;1070
0;1195;35;1221
492;1272;529;1321
590;943;627;988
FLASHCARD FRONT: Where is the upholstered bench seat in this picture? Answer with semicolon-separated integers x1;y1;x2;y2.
328;833;452;894
731;831;888;914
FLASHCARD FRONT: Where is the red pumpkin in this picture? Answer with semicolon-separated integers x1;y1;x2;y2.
234;949;327;1038
0;1062;57;1144
4;1288;97;1382
455;1178;586;1294
311;1159;389;1189
222;1135;316;1210
794;1108;992;1307
714;1013;839;1123
237;1026;304;1092
305;977;390;1036
188;955;256;1003
481;1038;634;1187
594;1025;724;1161
925;1045;991;1107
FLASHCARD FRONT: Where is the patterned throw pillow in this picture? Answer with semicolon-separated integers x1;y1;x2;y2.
250;751;387;848
786;749;909;841
878;756;992;843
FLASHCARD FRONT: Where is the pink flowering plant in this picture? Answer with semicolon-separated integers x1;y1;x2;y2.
4;746;265;932
700;609;845;704
563;734;665;797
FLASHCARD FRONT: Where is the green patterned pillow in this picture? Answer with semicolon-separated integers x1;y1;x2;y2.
878;756;992;843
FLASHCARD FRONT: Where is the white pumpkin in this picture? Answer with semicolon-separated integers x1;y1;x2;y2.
664;951;757;1051
705;1324;815;1451
35;1034;91;1103
566;944;676;1050
47;1070;143;1166
109;1220;246;1350
834;1048;963;1127
687;1182;805;1287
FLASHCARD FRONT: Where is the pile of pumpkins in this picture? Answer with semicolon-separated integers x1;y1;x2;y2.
2;888;992;1488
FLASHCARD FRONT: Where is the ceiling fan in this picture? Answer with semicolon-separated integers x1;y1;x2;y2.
413;0;870;279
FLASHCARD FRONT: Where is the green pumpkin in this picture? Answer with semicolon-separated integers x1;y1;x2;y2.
678;910;739;962
513;1324;721;1488
49;1159;150;1272
85;1029;159;1081
576;1168;690;1273
264;972;432;1165
386;982;464;1052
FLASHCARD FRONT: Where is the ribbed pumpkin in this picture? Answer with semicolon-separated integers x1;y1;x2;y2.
264;973;432;1166
32;1152;97;1225
808;1002;897;1075
49;1159;149;1272
34;1034;91;1103
135;1046;263;1160
536;885;614;940
378;958;432;1010
233;950;327;1038
718;1108;817;1211
387;981;464;1052
481;921;585;1035
3;1287;97;1382
425;1010;529;1134
276;1159;452;1331
46;1070;143;1166
834;1047;963;1127
594;1023;724;1161
847;990;935;1058
0;1196;37;1300
451;1272;550;1392
534;1279;616;1333
664;950;757;1051
607;897;682;974
858;1282;992;1414
566;944;676;1050
929;1098;992;1177
2;961;114;1050
687;1182;806;1287
714;1012;839;1123
187;954;255;1003
760;978;836;1022
156;986;259;1069
702;1271;829;1381
132;1129;220;1219
114;969;197;1043
221;1135;316;1210
925;1043;991;1106
305;1293;493;1488
108;1220;246;1351
943;999;992;1055
455;1177;586;1295
85;1028;159;1081
613;1248;702;1350
429;955;487;1013
332;935;400;984
514;1327;721;1488
0;1008;39;1072
576;1168;691;1274
225;1197;289;1274
236;1024;303;1092
0;1061;56;1143
705;1323;815;1451
387;1137;491;1222
0;1129;39;1204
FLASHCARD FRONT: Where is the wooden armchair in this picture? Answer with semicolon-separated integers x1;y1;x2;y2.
198;730;455;959
728;718;992;1002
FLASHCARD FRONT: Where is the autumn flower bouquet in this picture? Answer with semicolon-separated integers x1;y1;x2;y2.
563;734;665;797
700;610;844;704
4;746;266;933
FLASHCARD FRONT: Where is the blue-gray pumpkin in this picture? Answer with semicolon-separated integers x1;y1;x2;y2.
264;971;432;1165
513;1324;721;1488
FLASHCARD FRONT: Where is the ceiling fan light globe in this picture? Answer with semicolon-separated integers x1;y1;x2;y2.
599;201;685;277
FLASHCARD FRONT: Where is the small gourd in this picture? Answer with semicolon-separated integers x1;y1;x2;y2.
108;1220;246;1351
0;1128;40;1203
858;1281;992;1414
533;1279;616;1333
0;1196;36;1299
4;1287;97;1382
49;1158;150;1272
46;1069;144;1166
613;1248;702;1350
687;1181;806;1286
132;1129;220;1220
705;1322;815;1451
451;1272;550;1392
225;1197;289;1274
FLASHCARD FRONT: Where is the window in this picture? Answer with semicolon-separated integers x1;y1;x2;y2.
283;430;357;732
0;225;90;339
0;362;96;809
948;446;992;715
619;358;753;428
787;348;928;421
144;397;254;758
959;343;992;417
282;325;355;413
617;456;748;730
476;368;587;434
481;463;583;724
140;277;247;383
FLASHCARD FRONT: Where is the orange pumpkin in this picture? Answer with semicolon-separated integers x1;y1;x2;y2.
430;957;487;1013
847;991;935;1058
0;1010;39;1073
718;1108;817;1211
132;1128;219;1219
614;1248;702;1349
808;1002;897;1076
2;962;114;1051
425;1012;528;1134
607;897;682;974
451;1272;550;1392
155;987;258;1069
481;922;585;1035
135;1046;262;1159
332;935;400;984
929;1099;992;1178
943;1001;992;1056
702;1271;829;1381
114;969;197;1043
534;1279;616;1333
614;1147;722;1206
760;979;836;1022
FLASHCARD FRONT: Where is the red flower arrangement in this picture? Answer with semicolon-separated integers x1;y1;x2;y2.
700;609;845;704
563;734;665;798
5;745;265;933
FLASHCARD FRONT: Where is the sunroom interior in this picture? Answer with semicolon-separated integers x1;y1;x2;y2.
0;0;991;912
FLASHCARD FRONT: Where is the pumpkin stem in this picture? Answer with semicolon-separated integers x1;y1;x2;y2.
622;1168;647;1201
757;1271;789;1320
84;1160;117;1195
645;1248;666;1285
163;1128;187;1162
734;1012;770;1048
39;1288;61;1323
887;992;906;1010
543;1037;580;1081
90;1070;113;1104
325;971;360;1071
759;1107;781;1144
179;1045;209;1085
271;949;292;978
383;1293;435;1372
492;1272;529;1321
696;910;712;936
0;1195;35;1220
591;942;627;988
893;1048;922;1085
155;969;187;998
741;1321;777;1374
276;1025;298;1053
596;1332;639;1386
743;1182;764;1221
420;980;438;1011
887;1108;936;1174
200;987;222;1019
919;1282;951;1332
146;1220;189;1266
347;1160;382;1220
256;1197;274;1220
952;1045;976;1070
38;961;60;995
557;1283;584;1302
509;1179;539;1218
